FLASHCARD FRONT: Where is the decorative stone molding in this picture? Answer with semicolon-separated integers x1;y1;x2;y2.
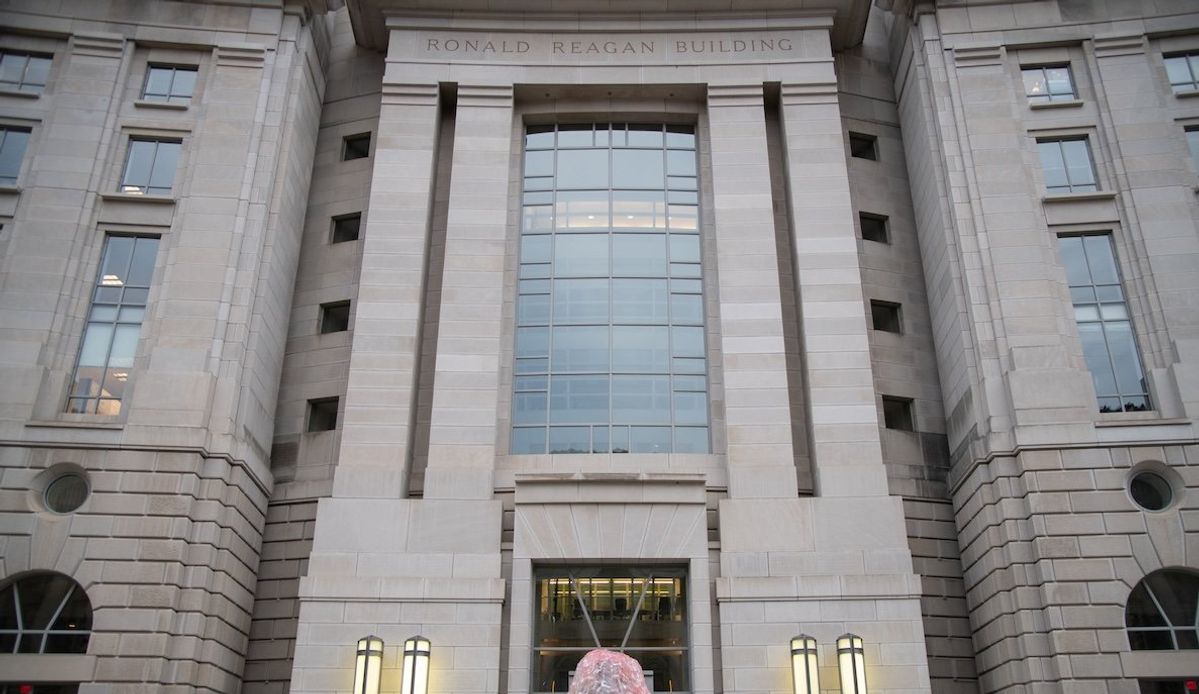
456;84;514;109
215;43;267;68
953;43;1005;68
380;81;439;106
69;33;124;59
780;81;839;106
706;84;765;108
1093;33;1146;58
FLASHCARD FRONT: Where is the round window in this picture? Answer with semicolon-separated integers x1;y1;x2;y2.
43;474;89;514
1129;472;1172;511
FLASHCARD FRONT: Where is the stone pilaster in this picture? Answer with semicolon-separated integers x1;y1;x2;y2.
332;81;441;499
423;84;514;500
778;79;892;498
706;84;799;499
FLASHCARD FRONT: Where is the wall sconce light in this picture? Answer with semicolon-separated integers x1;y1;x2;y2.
401;635;432;694
836;634;867;694
791;635;819;694
353;635;384;694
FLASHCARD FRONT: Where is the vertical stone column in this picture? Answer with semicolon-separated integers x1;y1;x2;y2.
778;79;891;498
332;80;441;499
423;84;514;500
706;84;798;499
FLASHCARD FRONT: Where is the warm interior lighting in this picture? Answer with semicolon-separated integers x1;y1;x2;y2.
101;274;124;286
837;634;867;694
401;635;431;694
353;635;384;694
791;635;819;694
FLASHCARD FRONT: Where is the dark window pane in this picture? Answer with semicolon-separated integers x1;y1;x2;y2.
871;301;902;333
882;396;915;431
332;214;361;243
849;132;877;159
343;133;371;160
307;398;338;432
320;301;351;333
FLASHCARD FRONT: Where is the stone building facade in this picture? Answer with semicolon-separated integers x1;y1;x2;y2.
0;1;1196;693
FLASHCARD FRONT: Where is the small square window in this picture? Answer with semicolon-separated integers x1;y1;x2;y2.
331;213;361;243
320;300;351;334
849;132;877;160
343;133;371;161
870;300;903;333
859;212;889;243
307;397;339;432
882;396;915;431
1022;64;1076;103
142;65;197;103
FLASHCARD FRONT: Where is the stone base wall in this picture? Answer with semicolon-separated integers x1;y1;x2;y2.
0;446;268;693
952;444;1199;693
242;499;318;693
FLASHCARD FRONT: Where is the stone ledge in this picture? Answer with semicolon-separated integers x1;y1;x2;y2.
1041;190;1118;203
0;88;39;100
1120;650;1198;678
99;192;177;205
0;654;95;681
514;472;707;505
133;99;189;111
1029;99;1083;110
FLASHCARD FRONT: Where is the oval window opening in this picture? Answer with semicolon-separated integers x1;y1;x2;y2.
44;473;89;514
1129;472;1172;511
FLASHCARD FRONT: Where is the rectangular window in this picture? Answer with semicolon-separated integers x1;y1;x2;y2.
1186;127;1199;171
1038;138;1097;194
342;133;371;160
859;212;889;243
0;51;51;93
307;397;339;432
848;132;877;160
141;65;197;103
1058;234;1151;413
1022;64;1076;103
320;300;351;334
513;124;708;454
331;213;361;243
66;236;159;416
881;396;915;431
533;567;688;694
1164;52;1199;93
870;300;903;333
0;127;31;186
120;138;181;195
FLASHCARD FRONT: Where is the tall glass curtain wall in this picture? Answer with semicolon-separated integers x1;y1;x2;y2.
512;124;710;455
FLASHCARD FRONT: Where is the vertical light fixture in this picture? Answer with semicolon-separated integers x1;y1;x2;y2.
353;635;384;694
836;634;867;694
401;635;432;694
791;635;819;694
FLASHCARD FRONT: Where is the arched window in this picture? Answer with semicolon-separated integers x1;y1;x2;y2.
1126;569;1199;650
0;572;92;654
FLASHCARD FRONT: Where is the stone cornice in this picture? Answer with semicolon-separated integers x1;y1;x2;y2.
347;0;869;52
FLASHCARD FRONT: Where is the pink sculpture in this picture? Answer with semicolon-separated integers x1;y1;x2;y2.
569;649;650;694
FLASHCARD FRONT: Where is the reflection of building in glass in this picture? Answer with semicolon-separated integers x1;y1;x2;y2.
1;1;1198;694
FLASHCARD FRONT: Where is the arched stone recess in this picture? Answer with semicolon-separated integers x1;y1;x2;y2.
509;474;713;694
